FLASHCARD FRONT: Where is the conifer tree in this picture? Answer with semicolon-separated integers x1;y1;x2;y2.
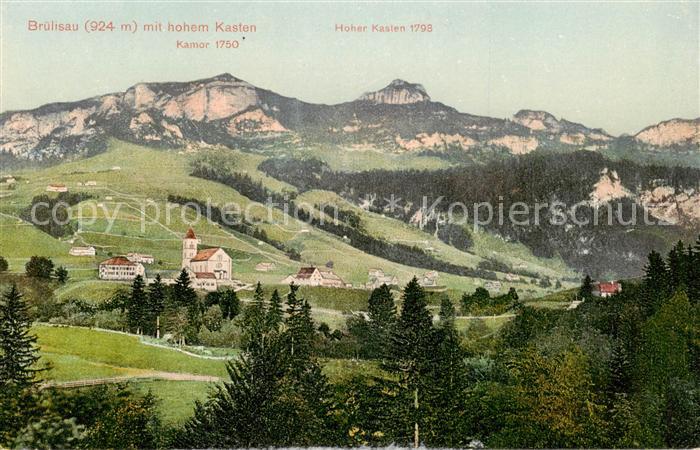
54;266;69;284
146;274;166;336
642;250;670;315
580;275;594;300
242;283;267;353
367;284;397;358
126;275;147;334
0;285;40;389
265;289;283;331
387;277;434;447
667;240;688;290
171;269;197;307
219;289;240;320
438;294;456;327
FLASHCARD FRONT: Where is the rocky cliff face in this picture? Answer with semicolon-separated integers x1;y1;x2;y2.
357;79;430;104
634;118;700;148
1;74;698;160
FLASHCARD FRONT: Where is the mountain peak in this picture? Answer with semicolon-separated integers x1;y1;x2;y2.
357;79;430;104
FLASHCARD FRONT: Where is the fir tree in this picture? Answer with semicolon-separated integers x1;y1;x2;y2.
0;285;40;389
667;240;688;291
146;274;166;337
580;275;594;300
387;277;434;447
368;284;397;327
126;275;147;334
266;289;283;331
54;266;68;284
220;289;240;320
642;250;670;315
438;294;456;328
242;283;267;353
170;269;197;307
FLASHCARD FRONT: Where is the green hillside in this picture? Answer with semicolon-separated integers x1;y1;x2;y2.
1;139;578;304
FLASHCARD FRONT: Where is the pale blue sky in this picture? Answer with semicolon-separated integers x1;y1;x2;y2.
1;1;698;135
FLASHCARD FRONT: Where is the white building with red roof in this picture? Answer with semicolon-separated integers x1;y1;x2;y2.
592;281;622;298
181;227;232;290
98;256;145;281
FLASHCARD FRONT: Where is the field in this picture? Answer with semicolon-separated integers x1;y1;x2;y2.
33;324;396;425
0;139;578;301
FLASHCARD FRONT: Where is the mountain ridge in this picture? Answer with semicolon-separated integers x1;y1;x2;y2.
1;73;698;161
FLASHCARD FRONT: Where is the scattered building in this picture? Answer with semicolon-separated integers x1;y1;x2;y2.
592;281;622;298
98;256;145;281
85;180;97;186
2;176;16;185
126;252;155;264
505;273;521;282
484;280;502;292
46;183;68;193
282;266;346;288
419;271;440;287
255;262;276;272
111;166;121;171
366;268;399;289
69;246;96;257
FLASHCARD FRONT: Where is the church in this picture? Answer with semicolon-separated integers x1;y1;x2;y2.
181;227;233;290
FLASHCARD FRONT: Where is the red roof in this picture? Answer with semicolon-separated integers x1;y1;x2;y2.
191;248;223;262
194;272;216;279
185;227;197;239
594;281;621;294
100;256;137;266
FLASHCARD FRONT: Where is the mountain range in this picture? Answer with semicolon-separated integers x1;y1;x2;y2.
1;73;698;161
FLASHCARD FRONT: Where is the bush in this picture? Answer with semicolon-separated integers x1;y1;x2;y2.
197;319;241;348
25;256;54;279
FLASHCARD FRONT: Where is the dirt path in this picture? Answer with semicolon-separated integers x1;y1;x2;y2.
42;371;221;389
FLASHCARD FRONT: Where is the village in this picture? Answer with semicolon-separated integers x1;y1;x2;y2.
76;226;622;299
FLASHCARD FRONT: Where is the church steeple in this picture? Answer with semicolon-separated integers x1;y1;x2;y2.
182;227;199;268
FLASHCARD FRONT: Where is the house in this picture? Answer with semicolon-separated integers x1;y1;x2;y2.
46;183;68;193
419;271;439;287
85;180;97;186
366;268;399;289
69;246;96;257
505;273;520;282
126;252;155;264
484;280;502;292
255;262;276;272
98;256;145;281
282;267;345;288
592;281;622;298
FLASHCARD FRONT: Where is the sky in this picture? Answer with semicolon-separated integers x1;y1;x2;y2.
1;1;698;135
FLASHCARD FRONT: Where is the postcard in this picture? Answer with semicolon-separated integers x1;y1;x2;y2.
0;1;698;448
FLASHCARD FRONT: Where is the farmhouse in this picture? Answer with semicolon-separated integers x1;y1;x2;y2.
419;271;440;287
69;246;96;256
592;281;622;298
99;256;145;281
366;268;399;289
127;252;155;264
255;262;276;272
46;183;68;193
282;267;346;288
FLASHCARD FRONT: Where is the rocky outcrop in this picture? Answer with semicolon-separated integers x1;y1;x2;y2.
1;73;696;160
513;109;613;144
357;79;430;104
639;186;700;226
589;168;632;207
634;118;700;148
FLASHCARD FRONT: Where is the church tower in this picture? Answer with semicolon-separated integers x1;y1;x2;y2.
182;227;199;269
